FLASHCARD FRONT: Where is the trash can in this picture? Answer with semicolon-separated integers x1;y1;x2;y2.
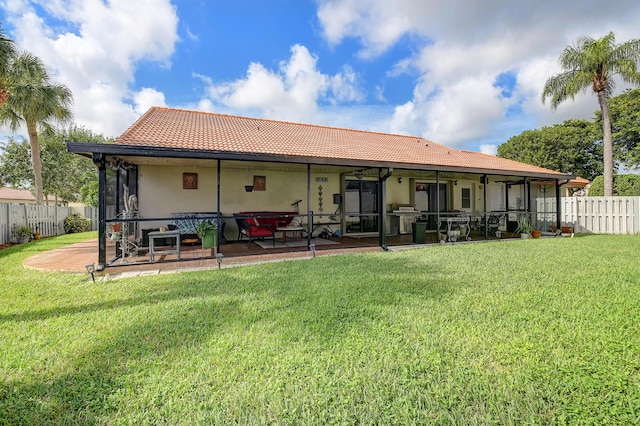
412;221;426;244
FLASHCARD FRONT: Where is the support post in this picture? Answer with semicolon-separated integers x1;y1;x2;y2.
436;171;441;240
378;168;392;250
216;159;221;253
94;153;107;271
555;179;561;231
483;175;488;239
306;164;312;247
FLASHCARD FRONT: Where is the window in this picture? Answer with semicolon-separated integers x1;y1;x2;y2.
461;188;471;209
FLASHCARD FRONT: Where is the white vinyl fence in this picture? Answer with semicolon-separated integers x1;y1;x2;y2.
0;203;98;245
536;196;640;235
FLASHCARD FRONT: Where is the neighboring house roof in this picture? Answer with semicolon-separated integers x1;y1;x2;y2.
0;187;57;203
74;106;570;180
566;176;590;188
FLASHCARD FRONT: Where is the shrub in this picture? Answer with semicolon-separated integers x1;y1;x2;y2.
64;213;91;234
14;225;33;238
588;174;640;196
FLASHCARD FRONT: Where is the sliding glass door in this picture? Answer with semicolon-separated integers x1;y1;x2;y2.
415;182;447;230
345;180;378;234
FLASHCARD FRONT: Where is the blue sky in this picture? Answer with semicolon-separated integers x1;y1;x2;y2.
2;0;640;155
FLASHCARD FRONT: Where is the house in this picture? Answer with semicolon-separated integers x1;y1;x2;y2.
68;107;573;271
0;187;59;205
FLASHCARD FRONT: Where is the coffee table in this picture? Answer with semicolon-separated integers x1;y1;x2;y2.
276;226;304;243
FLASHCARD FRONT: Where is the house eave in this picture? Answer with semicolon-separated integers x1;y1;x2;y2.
66;142;570;181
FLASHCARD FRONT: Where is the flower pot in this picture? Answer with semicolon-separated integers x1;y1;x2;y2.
245;185;254;192
17;237;29;244
531;230;542;239
520;233;531;239
202;229;217;249
561;226;573;234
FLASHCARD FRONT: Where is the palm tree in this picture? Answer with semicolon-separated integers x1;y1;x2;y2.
542;32;640;196
0;52;73;204
0;26;16;105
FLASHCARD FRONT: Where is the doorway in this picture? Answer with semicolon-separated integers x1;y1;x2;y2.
344;180;378;233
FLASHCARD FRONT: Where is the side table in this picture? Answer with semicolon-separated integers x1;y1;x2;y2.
148;230;181;262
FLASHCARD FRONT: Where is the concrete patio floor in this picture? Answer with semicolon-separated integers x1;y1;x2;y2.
22;238;385;281
21;231;524;281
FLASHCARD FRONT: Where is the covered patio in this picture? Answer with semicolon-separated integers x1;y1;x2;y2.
67;107;572;272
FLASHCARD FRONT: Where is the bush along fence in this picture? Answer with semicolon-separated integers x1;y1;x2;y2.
536;196;640;235
0;203;98;245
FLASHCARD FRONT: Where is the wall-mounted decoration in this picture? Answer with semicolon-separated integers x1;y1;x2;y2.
253;175;266;191
183;173;198;189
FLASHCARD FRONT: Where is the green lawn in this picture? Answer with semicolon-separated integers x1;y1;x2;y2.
1;233;639;424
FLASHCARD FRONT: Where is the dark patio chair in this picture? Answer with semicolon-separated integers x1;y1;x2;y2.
233;214;275;247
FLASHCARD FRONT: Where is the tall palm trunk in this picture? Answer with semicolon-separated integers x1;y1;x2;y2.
26;120;44;204
598;90;614;196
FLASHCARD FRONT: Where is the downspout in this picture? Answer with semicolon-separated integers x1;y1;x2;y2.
93;153;106;271
379;168;393;250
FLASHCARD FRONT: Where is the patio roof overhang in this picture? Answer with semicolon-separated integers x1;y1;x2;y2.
66;142;573;182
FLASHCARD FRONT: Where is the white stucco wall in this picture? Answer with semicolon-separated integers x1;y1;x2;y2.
137;164;343;236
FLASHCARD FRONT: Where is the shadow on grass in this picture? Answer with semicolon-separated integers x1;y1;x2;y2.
1;253;455;423
1;294;247;424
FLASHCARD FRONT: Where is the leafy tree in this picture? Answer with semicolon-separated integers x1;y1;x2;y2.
594;88;640;167
0;51;73;204
497;119;602;180
0;125;108;204
542;32;640;196
0;136;32;188
79;172;99;207
588;174;640;196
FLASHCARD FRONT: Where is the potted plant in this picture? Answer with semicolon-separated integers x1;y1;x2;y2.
517;216;533;239
196;220;217;254
15;225;33;244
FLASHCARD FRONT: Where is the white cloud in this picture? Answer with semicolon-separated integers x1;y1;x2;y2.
317;0;640;148
2;0;179;137
133;88;167;115
480;144;498;156
201;44;363;123
391;75;506;147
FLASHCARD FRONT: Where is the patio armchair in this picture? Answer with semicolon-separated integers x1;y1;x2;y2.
233;214;275;247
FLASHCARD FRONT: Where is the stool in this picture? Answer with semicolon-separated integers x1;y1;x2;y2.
182;238;199;257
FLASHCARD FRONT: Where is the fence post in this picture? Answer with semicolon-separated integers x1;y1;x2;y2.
574;197;579;233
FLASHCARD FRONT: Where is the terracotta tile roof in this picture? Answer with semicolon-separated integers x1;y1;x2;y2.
115;107;568;177
0;187;57;202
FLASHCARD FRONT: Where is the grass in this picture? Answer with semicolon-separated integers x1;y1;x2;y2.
1;233;639;424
